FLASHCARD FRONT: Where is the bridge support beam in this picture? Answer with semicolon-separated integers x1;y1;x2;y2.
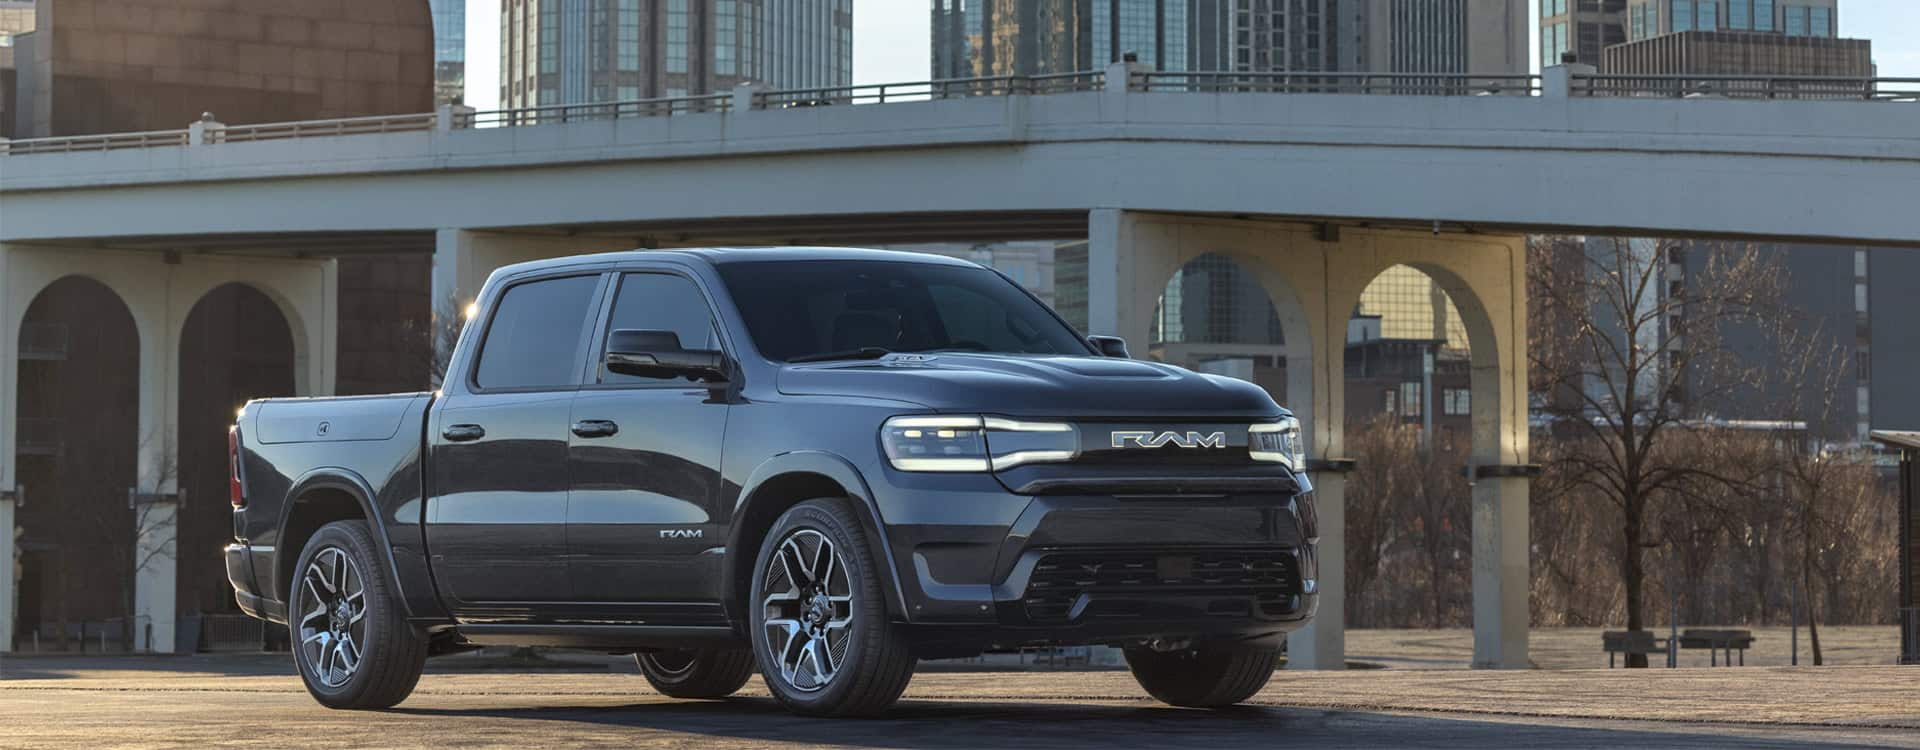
1083;212;1530;669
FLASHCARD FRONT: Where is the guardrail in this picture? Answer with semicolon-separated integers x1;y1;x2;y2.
1575;74;1920;101
1135;71;1542;96
468;93;734;127
2;69;1911;157
219;113;438;143
3;128;192;155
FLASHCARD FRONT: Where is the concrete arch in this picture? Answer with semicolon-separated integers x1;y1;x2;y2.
169;263;334;399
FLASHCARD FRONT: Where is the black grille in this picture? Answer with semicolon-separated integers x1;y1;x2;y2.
1022;548;1300;623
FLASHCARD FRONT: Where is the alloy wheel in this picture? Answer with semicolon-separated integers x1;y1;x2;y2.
296;546;367;689
760;529;853;692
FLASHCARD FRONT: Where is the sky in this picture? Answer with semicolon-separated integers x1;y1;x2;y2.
467;1;1918;110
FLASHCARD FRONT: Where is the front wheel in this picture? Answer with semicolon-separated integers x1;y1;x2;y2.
1125;642;1279;708
290;520;427;709
748;498;916;716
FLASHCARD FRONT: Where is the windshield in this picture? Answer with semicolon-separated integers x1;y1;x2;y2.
717;260;1093;362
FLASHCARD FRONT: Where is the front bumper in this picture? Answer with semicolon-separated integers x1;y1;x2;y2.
871;472;1317;654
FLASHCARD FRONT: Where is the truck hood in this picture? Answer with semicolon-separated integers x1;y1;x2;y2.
774;352;1286;418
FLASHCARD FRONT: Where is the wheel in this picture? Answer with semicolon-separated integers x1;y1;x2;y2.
289;520;427;709
1124;642;1279;708
636;648;756;698
748;498;916;717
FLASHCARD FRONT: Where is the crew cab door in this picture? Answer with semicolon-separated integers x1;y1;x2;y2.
566;270;732;622
426;273;606;618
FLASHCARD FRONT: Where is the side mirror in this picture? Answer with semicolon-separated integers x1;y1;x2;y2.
1088;335;1130;358
605;329;726;381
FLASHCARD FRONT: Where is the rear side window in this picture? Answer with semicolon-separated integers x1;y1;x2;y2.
474;275;599;389
599;273;721;384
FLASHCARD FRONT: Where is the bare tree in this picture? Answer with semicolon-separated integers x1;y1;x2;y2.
68;434;178;652
1528;237;1784;666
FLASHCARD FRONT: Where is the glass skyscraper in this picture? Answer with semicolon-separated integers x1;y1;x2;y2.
432;0;467;104
503;0;851;108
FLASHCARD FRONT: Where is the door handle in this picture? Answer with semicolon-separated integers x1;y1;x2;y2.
571;419;619;438
442;424;486;442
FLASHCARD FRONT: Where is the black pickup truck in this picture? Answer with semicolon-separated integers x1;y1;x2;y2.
225;248;1317;716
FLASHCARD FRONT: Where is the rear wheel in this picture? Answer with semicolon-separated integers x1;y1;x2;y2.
290;520;427;709
636;648;756;698
748;498;916;717
1125;642;1279;708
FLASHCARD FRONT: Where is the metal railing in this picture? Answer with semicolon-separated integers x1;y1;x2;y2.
219;112;438;143
1135;70;1542;96
3;128;192;155
1575;74;1920;101
756;71;1105;108
468;93;734;127
3;69;1912;157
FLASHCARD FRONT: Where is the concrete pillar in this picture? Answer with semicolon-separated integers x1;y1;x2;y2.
1083;209;1156;348
1472;475;1530;668
0;243;14;652
1543;63;1596;99
1288;289;1351;670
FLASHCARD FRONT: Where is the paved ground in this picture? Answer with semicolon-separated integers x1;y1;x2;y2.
2;653;1916;748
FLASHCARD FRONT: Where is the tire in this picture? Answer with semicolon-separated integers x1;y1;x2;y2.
748;498;916;717
636;648;756;698
289;520;428;710
1124;642;1279;708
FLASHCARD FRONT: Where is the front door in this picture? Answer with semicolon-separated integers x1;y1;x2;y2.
567;271;731;624
427;273;604;620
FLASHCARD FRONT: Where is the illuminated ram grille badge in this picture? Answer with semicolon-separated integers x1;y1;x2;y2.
1110;430;1227;449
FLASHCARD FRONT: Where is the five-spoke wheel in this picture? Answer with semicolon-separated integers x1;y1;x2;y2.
296;546;367;688
761;529;854;692
289;520;426;709
748;498;915;716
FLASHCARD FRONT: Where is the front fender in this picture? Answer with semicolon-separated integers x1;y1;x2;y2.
726;451;910;625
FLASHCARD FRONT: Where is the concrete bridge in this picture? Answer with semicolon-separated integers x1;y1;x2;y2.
1;64;1915;666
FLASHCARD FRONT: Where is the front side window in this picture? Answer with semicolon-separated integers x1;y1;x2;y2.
474;275;600;389
599;273;721;384
718;260;1091;362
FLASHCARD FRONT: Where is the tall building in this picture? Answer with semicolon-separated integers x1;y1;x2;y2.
1626;0;1838;40
1602;29;1870;76
0;0;33;139
932;0;1526;79
1540;0;1627;68
502;0;851;109
432;0;466;104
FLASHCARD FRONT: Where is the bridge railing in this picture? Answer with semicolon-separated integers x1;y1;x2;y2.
468;93;735;127
2;128;192;155
1134;71;1542;96
754;71;1105;108
1574;74;1920;102
218;113;440;143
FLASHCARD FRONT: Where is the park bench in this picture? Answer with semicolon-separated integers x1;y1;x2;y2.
1677;628;1755;666
1602;630;1667;668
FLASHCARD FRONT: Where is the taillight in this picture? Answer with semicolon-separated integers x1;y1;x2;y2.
229;425;246;508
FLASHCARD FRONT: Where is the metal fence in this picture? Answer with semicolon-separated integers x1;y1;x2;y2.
1134;71;1542;96
3;70;1912;156
1575;74;1920;101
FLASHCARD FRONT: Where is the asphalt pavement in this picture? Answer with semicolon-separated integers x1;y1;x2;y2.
1;654;1916;748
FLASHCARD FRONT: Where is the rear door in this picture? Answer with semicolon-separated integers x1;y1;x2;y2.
427;272;605;620
566;270;732;623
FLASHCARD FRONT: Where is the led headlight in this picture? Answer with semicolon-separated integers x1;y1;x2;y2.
881;415;1078;472
1249;417;1305;470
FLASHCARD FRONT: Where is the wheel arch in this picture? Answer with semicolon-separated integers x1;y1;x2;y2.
274;468;416;621
725;452;909;632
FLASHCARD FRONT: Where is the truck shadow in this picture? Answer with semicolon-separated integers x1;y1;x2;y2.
385;697;1892;749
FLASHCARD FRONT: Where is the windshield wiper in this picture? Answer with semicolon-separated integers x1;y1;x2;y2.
787;347;894;363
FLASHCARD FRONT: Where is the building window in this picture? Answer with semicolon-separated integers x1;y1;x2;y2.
667;0;689;74
1673;0;1694;32
1631;5;1647;40
1698;1;1719;29
1400;382;1423;418
1808;6;1831;37
1784;4;1806;35
1754;0;1775;31
1728;0;1750;29
617;0;640;71
1383;388;1397;415
1443;388;1472;416
1857;349;1871;382
716;0;737;75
